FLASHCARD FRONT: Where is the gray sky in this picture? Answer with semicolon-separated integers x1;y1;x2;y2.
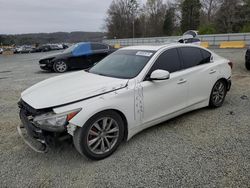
0;0;114;34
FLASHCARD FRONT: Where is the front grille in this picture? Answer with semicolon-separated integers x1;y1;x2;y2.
18;99;52;116
18;100;37;116
39;59;53;64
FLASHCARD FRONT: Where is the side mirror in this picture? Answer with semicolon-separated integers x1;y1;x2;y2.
210;55;214;63
149;69;170;81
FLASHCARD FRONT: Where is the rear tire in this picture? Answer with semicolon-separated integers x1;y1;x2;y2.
209;80;227;108
73;111;124;160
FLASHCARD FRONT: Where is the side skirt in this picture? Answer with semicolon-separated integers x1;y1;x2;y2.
127;99;208;140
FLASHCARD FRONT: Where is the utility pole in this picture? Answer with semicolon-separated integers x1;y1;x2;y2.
133;13;135;38
129;0;138;38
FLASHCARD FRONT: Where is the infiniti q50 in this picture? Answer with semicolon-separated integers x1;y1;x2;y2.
18;44;232;160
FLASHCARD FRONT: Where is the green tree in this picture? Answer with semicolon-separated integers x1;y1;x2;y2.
181;0;201;32
241;23;250;32
215;0;243;33
201;0;222;23
0;35;4;46
198;24;216;34
240;0;250;31
163;7;175;36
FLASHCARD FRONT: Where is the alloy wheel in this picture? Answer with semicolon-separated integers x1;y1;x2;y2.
211;81;226;106
55;61;67;72
87;117;119;155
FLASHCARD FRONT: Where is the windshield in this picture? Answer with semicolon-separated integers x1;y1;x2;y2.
63;44;78;53
89;50;155;79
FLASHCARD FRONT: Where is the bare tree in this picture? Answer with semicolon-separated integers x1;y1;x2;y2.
105;0;139;38
181;0;201;32
215;0;243;33
201;0;222;23
143;0;167;37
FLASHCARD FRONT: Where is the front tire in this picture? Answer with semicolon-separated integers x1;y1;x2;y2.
73;111;124;160
53;60;68;73
209;80;227;108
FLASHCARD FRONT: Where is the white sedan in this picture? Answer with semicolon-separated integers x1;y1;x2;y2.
18;44;232;160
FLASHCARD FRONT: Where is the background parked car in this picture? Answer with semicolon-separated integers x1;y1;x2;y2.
50;44;63;51
178;30;201;45
36;44;68;52
36;44;54;52
245;48;250;70
39;42;116;73
62;44;69;49
14;46;36;54
0;48;3;54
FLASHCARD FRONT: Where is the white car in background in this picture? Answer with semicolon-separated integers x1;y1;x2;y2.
178;30;201;45
0;48;3;54
18;44;232;160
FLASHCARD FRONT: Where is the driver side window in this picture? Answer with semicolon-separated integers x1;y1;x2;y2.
148;48;182;75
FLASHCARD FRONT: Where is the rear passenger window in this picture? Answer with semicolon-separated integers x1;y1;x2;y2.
201;49;211;64
180;47;203;69
91;43;108;51
149;48;181;74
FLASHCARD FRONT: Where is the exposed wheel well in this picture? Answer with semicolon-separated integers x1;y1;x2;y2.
217;78;229;90
112;109;128;141
210;78;228;95
79;109;128;141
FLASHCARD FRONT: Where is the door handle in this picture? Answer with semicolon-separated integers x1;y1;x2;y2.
209;69;217;74
177;78;187;84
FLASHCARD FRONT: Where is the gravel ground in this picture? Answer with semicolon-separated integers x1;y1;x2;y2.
0;49;249;187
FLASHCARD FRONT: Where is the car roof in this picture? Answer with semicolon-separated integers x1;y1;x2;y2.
77;42;90;46
77;42;106;45
120;43;206;52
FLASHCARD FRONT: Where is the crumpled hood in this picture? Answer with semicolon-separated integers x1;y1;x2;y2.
21;71;128;109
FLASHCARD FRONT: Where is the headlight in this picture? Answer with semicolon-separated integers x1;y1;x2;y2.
33;109;81;132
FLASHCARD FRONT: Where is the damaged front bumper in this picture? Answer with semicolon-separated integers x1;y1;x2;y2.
17;123;48;153
18;110;49;153
18;102;71;153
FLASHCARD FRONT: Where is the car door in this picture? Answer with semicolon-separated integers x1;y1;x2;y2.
69;55;92;69
140;48;188;124
178;47;218;107
69;43;93;69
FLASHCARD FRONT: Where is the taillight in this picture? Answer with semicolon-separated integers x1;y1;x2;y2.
228;61;233;69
